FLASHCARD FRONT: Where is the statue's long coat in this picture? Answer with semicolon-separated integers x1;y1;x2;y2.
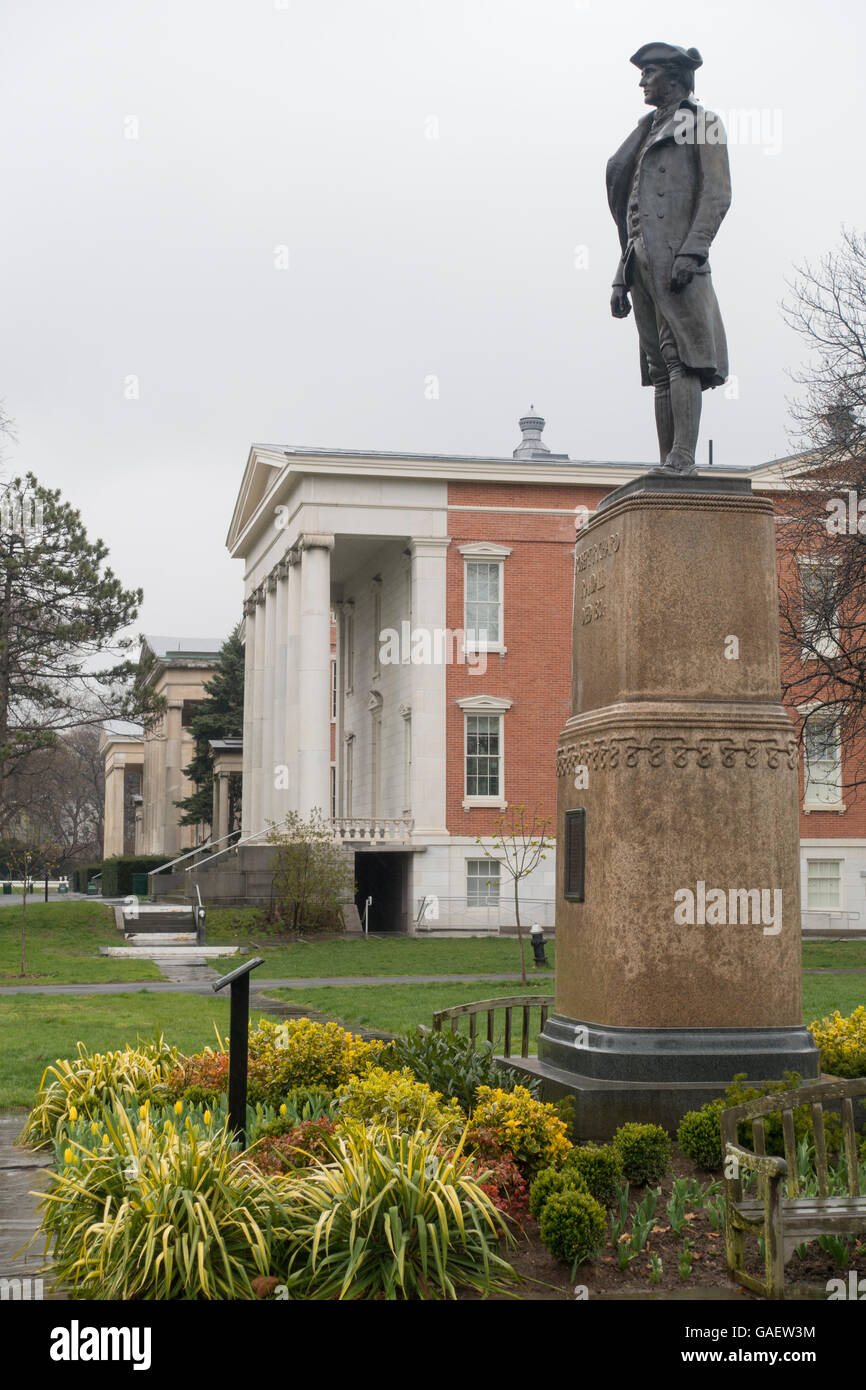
606;98;731;388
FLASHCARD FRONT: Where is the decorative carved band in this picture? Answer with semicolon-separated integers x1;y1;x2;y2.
586;492;773;533
556;733;798;775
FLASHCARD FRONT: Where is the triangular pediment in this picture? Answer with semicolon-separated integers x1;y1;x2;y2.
226;446;289;554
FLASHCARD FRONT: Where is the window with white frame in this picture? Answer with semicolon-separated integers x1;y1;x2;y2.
467;858;500;907
803;711;843;805
465;713;501;798
806;859;842;910
459;695;511;808
799;560;840;659
465;562;501;648
460;545;510;652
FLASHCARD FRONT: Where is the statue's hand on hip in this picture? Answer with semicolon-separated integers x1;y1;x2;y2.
610;286;631;319
670;254;700;292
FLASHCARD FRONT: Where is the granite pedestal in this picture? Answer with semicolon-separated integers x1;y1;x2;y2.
514;474;819;1139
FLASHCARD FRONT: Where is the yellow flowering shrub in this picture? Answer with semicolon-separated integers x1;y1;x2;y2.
469;1086;572;1178
809;1006;866;1079
335;1066;465;1140
246;1018;388;1098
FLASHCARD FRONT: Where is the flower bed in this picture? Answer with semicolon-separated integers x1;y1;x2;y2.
20;1017;866;1301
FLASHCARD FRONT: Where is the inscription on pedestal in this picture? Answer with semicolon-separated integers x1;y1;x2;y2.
576;530;621;626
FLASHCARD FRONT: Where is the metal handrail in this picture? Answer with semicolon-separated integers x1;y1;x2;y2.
183;819;290;872
148;828;242;878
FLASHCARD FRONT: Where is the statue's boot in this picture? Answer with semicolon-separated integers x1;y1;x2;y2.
647;372;700;475
654;384;674;461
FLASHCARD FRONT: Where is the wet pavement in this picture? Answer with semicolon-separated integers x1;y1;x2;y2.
0;1111;65;1299
0;970;554;997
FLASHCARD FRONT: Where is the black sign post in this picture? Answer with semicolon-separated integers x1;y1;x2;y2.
212;956;264;1148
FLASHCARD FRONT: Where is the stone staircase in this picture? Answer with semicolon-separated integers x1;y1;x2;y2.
98;901;240;962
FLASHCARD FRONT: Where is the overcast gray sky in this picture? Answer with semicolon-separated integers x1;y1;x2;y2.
1;0;863;645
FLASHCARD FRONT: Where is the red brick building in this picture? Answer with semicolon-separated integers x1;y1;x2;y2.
228;411;857;933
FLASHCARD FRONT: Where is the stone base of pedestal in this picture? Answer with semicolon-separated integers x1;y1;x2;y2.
506;1014;819;1140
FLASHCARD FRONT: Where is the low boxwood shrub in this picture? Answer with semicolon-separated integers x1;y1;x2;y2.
562;1143;624;1206
538;1189;606;1269
612;1122;671;1185
528;1165;586;1220
677;1100;726;1171
468;1086;571;1179
382;1028;537;1111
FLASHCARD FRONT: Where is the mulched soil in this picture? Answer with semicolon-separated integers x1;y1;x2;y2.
461;1151;866;1301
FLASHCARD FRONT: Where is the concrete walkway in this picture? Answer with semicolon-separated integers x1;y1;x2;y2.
0;971;554;997
0;1111;65;1299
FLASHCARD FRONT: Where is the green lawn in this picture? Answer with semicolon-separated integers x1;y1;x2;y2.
205;910;554;978
802;972;866;1024
0;901;162;984
0;993;232;1108
266;979;554;1044
267;975;866;1057
802;940;866;970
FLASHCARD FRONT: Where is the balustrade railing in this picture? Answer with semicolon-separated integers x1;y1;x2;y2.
331;817;414;843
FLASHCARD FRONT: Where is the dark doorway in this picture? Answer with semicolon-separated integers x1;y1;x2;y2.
354;852;409;933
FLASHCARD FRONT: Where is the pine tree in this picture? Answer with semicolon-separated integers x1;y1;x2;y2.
0;472;160;830
175;626;245;831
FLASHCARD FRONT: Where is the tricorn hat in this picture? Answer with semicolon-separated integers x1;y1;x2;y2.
629;43;703;70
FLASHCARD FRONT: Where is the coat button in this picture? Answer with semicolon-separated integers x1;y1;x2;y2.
659;165;666;172
657;189;665;196
657;211;664;218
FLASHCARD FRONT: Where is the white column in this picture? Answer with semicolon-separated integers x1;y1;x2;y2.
251;585;267;834
142;735;155;853
216;773;230;842
271;560;290;824
241;596;257;838
409;538;450;836
260;573;278;828
297;533;334;817
103;756;126;859
334;602;345;816
281;548;299;815
162;700;184;855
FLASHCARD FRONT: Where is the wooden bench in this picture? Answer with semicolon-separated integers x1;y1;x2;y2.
722;1077;866;1298
431;994;554;1059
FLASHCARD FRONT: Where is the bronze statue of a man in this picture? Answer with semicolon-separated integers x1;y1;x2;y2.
607;43;730;475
